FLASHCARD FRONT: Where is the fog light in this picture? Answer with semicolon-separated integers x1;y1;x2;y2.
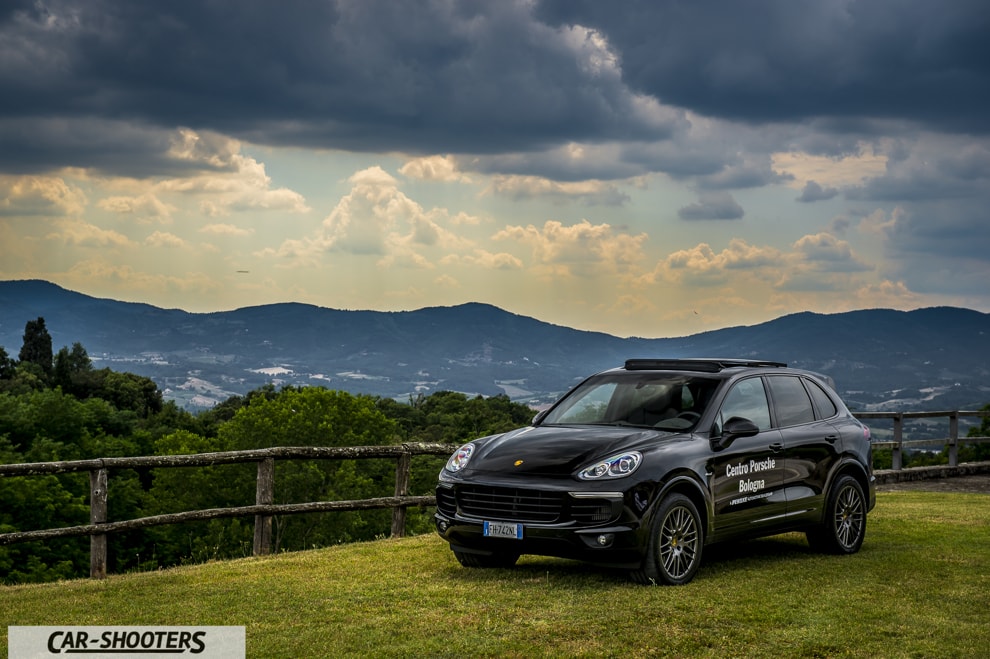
437;520;449;532
596;533;614;546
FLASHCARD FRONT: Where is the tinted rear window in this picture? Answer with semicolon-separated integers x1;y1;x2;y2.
806;378;838;419
768;376;815;427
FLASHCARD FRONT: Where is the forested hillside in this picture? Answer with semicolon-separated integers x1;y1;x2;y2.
0;318;533;584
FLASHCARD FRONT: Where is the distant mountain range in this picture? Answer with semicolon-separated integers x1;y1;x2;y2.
1;280;989;415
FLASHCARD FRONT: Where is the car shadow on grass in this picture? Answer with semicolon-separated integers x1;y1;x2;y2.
438;533;822;586
699;533;819;575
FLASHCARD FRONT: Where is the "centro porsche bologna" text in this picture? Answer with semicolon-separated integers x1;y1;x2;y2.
726;457;776;493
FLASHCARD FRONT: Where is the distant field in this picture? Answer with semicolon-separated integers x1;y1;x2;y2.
2;490;988;658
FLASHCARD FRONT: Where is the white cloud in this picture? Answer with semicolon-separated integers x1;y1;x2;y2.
493;219;647;276
433;273;460;288
792;233;872;273
650;233;871;292
319;166;413;255
265;165;479;270
46;218;133;247
441;249;523;271
0;175;87;216
98;193;175;223
200;223;254;237
156;130;310;216
487;175;630;206
145;231;187;248
772;145;887;190
656;239;781;286
399;155;473;183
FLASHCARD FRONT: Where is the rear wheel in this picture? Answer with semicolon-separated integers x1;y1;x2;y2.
452;549;520;568
631;493;703;585
807;475;866;554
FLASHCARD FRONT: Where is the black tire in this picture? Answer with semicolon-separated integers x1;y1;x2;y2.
453;549;520;568
631;493;703;585
807;475;866;554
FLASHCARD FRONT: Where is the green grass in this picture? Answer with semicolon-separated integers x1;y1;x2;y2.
3;490;989;658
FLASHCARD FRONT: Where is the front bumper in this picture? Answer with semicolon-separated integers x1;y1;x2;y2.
434;483;648;567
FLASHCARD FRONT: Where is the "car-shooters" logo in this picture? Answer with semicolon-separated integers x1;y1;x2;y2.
8;626;245;658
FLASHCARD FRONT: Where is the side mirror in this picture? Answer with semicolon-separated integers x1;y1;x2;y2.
712;416;759;450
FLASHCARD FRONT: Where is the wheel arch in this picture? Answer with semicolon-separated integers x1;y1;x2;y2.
826;458;871;507
652;472;712;539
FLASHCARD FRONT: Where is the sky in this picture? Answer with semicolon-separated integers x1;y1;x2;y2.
1;0;989;339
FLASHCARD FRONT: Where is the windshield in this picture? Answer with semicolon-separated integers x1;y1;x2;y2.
541;373;720;431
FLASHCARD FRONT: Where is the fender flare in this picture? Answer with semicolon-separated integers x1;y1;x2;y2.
647;472;713;537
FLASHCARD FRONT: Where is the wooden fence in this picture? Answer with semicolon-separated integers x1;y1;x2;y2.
0;443;458;579
0;410;988;579
852;410;990;470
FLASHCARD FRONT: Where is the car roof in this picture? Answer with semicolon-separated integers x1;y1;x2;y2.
616;358;837;390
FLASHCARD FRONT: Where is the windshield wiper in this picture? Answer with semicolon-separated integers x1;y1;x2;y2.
588;420;654;428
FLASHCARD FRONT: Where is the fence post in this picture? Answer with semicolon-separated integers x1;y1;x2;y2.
892;414;903;470
391;450;412;538
948;412;959;467
90;467;108;579
253;458;274;556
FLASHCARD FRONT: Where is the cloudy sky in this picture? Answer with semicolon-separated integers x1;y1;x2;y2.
2;0;988;338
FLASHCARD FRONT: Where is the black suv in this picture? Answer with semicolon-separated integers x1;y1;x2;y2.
435;359;875;584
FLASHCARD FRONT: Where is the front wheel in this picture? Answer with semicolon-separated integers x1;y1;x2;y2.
807;475;866;554
631;493;703;585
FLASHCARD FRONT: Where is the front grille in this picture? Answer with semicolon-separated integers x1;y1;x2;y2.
436;486;457;517
457;485;565;523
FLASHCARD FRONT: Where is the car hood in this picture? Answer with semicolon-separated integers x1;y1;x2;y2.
462;424;676;477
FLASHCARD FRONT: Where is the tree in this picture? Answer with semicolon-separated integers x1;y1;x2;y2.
217;387;398;551
143;430;254;567
53;342;93;394
0;435;90;584
18;318;53;379
0;346;15;380
85;369;163;417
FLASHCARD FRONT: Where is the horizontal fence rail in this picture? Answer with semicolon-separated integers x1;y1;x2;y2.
1;410;988;579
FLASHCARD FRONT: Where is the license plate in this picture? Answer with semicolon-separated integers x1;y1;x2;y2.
483;521;523;540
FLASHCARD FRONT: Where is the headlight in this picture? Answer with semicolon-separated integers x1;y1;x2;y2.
445;443;475;472
577;451;642;480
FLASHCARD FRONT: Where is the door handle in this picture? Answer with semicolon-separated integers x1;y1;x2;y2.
825;434;839;443
769;442;783;452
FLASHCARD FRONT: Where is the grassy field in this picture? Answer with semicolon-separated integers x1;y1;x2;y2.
2;489;988;658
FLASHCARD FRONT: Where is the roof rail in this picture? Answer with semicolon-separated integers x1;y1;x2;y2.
623;358;787;372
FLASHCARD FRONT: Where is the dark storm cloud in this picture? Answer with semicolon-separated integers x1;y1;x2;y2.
678;192;744;220
536;0;990;133
848;138;990;202
0;0;673;174
0;118;228;176
797;181;839;203
874;198;990;295
2;0;988;190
